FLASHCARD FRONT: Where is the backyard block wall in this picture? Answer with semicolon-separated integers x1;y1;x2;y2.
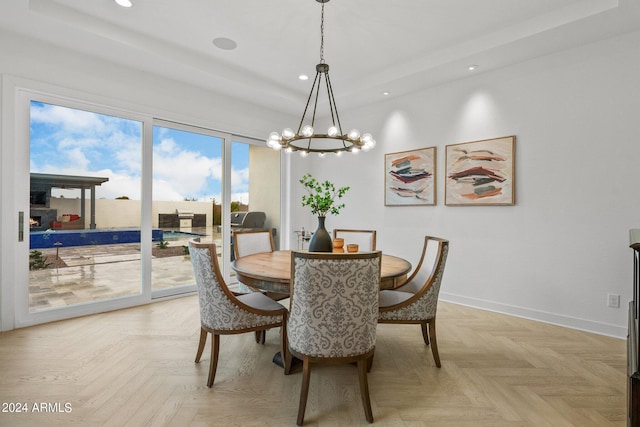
49;197;214;229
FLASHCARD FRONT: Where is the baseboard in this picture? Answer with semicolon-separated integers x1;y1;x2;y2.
440;292;627;339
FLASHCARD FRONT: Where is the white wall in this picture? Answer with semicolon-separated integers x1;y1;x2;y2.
0;30;291;138
290;30;640;338
249;145;281;240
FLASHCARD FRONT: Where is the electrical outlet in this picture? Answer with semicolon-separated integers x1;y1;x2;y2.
607;293;620;308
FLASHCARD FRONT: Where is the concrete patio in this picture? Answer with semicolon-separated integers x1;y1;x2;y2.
28;229;223;311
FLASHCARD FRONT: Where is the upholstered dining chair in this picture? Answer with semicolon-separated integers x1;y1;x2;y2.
188;239;289;387
333;229;377;251
233;229;275;259
378;236;449;367
233;229;288;306
286;251;382;425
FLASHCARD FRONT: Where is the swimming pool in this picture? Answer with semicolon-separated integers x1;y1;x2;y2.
30;228;164;249
160;230;207;240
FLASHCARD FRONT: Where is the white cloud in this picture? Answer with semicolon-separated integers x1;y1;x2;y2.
65;147;91;170
31;103;106;133
231;166;249;192
152;137;223;201
31;103;251;205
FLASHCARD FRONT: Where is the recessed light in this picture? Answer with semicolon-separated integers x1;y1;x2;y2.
382;91;390;96
298;74;309;81
114;0;133;7
468;65;479;71
212;37;237;50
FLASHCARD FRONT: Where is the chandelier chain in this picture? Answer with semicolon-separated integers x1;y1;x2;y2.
320;2;325;63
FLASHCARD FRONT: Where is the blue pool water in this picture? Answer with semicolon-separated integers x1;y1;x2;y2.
30;228;164;249
161;230;206;240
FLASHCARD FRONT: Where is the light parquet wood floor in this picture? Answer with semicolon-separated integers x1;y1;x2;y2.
0;297;627;426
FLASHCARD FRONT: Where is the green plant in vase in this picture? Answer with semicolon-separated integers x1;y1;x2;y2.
300;173;350;252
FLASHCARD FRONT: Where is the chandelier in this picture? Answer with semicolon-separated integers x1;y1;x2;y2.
266;0;376;157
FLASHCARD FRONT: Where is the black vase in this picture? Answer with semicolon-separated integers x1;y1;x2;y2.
308;216;333;252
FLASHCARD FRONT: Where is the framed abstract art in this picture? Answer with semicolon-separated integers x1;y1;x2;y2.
445;135;515;206
384;147;436;206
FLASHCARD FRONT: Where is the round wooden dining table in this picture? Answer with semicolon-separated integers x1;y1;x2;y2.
231;250;412;294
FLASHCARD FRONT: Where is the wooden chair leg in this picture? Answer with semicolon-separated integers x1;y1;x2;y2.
283;350;294;376
428;318;441;368
357;359;374;423
207;334;220;387
421;322;430;345
281;317;293;375
255;330;266;344
297;358;311;426
366;353;374;373
195;327;207;363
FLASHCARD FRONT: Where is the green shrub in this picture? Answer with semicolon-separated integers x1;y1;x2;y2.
29;250;50;270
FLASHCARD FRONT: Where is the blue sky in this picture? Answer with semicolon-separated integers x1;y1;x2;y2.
30;101;250;203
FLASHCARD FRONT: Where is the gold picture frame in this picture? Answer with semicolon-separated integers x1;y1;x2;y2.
384;147;436;206
445;136;515;206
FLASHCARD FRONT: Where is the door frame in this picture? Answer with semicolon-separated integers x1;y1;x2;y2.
1;77;283;331
8;83;154;329
150;119;233;299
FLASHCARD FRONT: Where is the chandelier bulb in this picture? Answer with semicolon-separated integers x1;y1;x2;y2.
299;150;309;158
300;125;314;138
347;129;360;141
269;132;281;141
327;126;339;137
365;139;376;151
282;128;295;140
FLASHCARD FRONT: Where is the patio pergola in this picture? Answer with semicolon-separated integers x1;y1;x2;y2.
30;173;109;230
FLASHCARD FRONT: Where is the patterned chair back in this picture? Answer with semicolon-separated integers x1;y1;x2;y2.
188;240;282;331
380;236;449;321
288;251;382;358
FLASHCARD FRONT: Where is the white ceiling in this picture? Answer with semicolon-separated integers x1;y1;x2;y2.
1;0;639;115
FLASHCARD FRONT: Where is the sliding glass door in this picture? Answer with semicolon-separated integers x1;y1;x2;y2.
28;100;144;313
151;121;224;296
149;129;283;294
13;88;282;327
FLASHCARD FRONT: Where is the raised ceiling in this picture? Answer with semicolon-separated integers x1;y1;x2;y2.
1;0;639;115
